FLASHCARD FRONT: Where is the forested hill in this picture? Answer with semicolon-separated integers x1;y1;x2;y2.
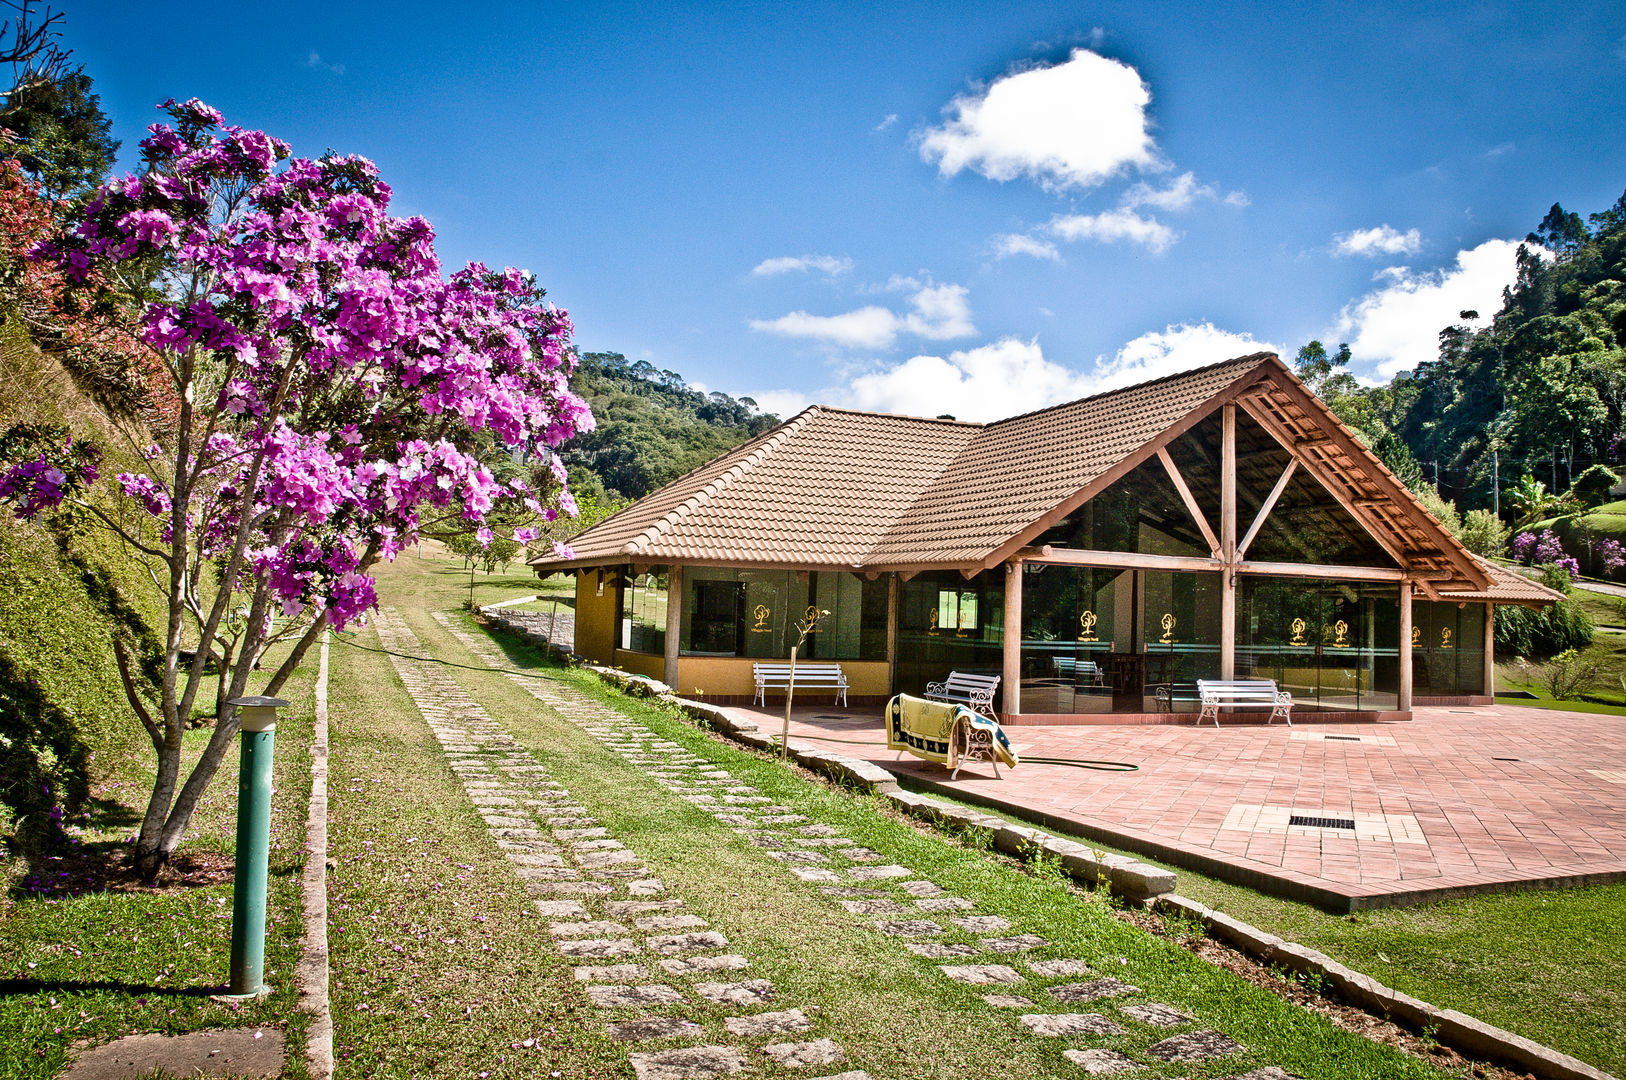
1306;188;1626;516
557;352;782;500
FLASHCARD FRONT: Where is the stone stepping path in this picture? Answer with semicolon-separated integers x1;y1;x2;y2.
376;611;870;1080
430;611;1308;1078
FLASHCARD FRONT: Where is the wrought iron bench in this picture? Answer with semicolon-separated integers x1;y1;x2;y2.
924;671;1001;716
752;662;849;707
1152;681;1200;712
1195;679;1293;727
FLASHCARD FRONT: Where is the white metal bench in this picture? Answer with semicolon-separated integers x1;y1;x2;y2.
924;671;1001;716
1196;679;1293;727
753;662;849;707
1053;657;1105;685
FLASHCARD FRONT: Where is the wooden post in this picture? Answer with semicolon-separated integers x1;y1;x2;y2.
1220;403;1237;680
1003;562;1022;718
1398;580;1413;712
782;644;796;760
1482;602;1496;699
664;564;682;688
886;573;899;694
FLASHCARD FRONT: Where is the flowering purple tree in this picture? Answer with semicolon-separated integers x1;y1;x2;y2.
1;101;592;879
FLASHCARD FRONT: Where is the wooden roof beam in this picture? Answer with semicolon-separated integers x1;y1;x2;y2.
1157;447;1222;557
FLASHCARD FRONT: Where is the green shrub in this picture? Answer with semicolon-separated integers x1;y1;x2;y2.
1570;464;1621;508
1495;599;1594;660
1458;508;1512;556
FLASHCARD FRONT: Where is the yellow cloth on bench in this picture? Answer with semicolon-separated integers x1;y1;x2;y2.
886;693;1017;769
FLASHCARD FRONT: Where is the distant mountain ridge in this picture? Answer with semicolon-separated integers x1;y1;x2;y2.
558;351;781;500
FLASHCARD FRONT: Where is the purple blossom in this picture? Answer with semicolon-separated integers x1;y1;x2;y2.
1599;538;1626;574
1511;531;1536;561
6;99;592;640
1534;529;1566;565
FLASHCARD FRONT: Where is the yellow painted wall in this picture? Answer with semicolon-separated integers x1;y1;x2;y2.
675;657;890;698
614;650;665;681
574;571;620;665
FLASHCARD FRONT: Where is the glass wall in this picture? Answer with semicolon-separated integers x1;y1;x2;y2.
896;569;1005;704
620;570;667;654
1413;600;1487;696
1140;570;1224;697
1018;565;1120;713
1237;577;1400;711
678;568;887;660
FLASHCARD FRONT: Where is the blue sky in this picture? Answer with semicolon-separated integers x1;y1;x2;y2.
65;1;1626;421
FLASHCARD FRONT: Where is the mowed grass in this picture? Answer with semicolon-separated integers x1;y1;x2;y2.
0;661;316;1080
357;548;1471;1080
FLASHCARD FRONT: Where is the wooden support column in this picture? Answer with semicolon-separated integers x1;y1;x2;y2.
663;563;682;689
1398;580;1413;712
1003;562;1022;718
886;573;899;694
1220;403;1238;680
1483;602;1496;699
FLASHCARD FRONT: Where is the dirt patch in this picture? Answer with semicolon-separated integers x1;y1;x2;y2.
63;1026;284;1079
1116;908;1535;1080
17;848;236;902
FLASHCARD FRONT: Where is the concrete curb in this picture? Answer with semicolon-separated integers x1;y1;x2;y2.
296;632;334;1080
1155;894;1617;1080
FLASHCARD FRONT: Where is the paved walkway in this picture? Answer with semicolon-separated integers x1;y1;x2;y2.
727;703;1626;909
367;609;1314;1079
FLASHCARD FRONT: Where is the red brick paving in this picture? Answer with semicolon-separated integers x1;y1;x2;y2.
725;703;1626;909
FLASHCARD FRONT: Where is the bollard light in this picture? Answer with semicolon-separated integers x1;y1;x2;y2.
224;695;287;998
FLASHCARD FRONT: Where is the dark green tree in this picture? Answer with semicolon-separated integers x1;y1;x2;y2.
1;68;118;202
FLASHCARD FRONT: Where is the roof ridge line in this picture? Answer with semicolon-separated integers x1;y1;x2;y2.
626;406;824;555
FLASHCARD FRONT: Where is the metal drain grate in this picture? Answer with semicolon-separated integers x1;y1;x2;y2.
1324;735;1362;742
1289;815;1356;830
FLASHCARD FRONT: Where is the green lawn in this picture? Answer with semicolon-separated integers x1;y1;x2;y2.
0;659;317;1079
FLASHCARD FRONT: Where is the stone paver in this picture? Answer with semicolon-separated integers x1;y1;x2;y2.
1020;1012;1125;1036
1028;959;1092;977
1048;978;1140;1004
939;964;1024;985
628;1045;745;1080
763;1039;845;1067
1063;1048;1143;1074
1146;1030;1244;1062
1120;1002;1192;1027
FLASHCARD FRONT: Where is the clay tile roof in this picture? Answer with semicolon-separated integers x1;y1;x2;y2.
1440;557;1566;607
533;354;1268;572
867;354;1269;565
543;405;978;568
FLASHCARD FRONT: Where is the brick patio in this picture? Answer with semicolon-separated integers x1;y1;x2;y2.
724;702;1626;910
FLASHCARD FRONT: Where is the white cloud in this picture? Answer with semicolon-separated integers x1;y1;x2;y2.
1121;171;1213;211
917;48;1164;191
1332;238;1528;377
1049;208;1177;253
748;388;816;418
748;306;902;349
846;338;1093;420
902;283;975;340
1333;225;1422;258
1093;322;1281;391
306;51;345;76
751;254;854;278
754;323;1277;423
874;113;899;132
749;282;975;349
992;232;1061;261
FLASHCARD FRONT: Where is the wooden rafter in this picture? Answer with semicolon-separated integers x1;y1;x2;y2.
1236;459;1298;560
1156;447;1221;556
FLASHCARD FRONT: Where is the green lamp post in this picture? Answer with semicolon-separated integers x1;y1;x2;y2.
224;695;286;998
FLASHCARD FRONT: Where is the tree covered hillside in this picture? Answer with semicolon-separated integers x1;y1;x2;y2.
558;351;781;499
1311;190;1626;516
